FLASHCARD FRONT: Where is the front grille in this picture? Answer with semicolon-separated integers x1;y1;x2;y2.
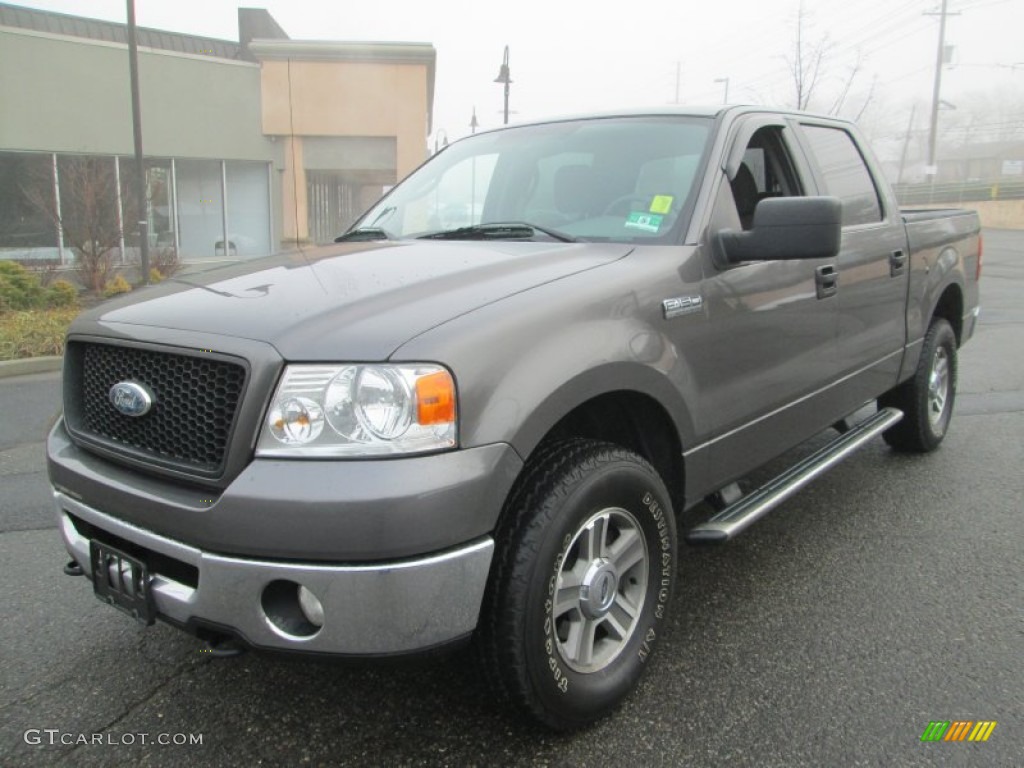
66;341;247;477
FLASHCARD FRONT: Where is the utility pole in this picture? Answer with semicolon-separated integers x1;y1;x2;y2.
127;0;149;284
896;104;917;186
925;0;959;179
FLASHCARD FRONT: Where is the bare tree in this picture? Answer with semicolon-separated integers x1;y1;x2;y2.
786;2;830;111
853;76;878;122
22;157;134;293
784;3;877;121
828;55;865;116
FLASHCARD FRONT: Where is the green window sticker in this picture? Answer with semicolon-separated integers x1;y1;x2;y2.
624;211;664;233
650;195;674;214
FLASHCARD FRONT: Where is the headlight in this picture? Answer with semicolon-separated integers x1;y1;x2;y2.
256;364;457;457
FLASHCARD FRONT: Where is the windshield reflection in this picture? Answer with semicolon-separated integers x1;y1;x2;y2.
354;116;713;245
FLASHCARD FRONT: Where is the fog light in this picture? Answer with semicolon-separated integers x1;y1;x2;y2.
260;580;322;638
297;585;325;628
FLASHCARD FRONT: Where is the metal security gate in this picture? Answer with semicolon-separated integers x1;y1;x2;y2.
307;172;358;244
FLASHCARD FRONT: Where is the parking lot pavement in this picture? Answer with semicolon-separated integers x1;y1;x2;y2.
1;230;1021;766
0;371;61;534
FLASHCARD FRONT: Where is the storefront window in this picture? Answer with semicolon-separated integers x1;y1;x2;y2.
56;155;122;279
176;159;225;259
226;161;271;257
0;152;59;262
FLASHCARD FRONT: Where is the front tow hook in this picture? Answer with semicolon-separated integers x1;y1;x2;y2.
202;637;247;658
63;560;84;577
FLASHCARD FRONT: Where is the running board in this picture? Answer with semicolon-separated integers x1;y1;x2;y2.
684;407;903;545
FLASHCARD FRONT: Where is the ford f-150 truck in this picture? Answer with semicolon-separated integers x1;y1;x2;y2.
48;106;981;729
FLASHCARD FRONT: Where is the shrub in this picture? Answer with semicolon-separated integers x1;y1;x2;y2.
151;245;181;279
0;261;46;311
149;267;165;284
0;308;78;360
74;248;116;294
47;279;79;309
102;274;133;297
34;262;62;287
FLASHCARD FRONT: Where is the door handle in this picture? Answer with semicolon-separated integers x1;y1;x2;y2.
815;264;838;299
890;249;907;277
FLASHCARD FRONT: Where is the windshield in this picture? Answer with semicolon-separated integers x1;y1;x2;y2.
355;116;712;244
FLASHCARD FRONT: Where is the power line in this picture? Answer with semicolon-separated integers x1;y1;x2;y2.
719;0;934;101
955;0;1014;10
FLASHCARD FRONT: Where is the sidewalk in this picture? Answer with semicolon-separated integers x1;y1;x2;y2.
0;356;62;379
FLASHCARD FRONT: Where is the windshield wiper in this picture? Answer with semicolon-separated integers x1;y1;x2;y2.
416;221;578;243
334;227;393;243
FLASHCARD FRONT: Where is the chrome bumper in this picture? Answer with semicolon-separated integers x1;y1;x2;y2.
56;492;494;655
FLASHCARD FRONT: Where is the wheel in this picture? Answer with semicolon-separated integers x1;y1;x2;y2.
478;439;677;730
879;317;958;452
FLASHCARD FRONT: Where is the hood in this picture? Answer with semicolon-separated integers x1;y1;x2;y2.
80;240;631;360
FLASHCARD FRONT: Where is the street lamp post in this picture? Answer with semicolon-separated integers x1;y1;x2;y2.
433;129;449;155
494;46;512;125
127;0;149;284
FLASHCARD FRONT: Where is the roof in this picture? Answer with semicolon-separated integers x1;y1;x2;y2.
0;1;243;59
462;105;867;140
464;105;737;137
1;2;437;131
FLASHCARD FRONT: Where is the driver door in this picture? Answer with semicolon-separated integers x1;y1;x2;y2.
692;119;840;488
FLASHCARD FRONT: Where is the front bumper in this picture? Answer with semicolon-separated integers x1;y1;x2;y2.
48;420;522;561
57;492;494;655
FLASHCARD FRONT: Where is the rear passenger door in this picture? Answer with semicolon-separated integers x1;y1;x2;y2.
794;121;909;407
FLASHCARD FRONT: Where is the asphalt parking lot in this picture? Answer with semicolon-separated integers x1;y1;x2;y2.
1;230;1021;767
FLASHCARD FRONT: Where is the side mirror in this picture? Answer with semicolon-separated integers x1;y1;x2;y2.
718;196;842;263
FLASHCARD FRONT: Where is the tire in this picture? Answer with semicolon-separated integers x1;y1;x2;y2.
879;317;958;453
478;439;677;730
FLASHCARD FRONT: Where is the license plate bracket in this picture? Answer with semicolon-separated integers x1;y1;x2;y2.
89;540;155;626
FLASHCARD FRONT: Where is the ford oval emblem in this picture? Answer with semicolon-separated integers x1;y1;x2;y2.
109;381;154;417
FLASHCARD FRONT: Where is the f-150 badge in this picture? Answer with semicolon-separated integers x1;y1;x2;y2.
662;295;703;319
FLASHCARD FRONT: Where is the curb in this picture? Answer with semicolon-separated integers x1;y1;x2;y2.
0;356;63;379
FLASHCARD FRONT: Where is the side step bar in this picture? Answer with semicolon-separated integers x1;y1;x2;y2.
684;407;903;545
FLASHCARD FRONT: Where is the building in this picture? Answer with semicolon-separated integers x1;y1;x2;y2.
937;140;1024;185
0;3;436;264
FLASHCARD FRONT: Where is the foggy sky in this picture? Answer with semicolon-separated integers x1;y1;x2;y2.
11;0;1023;159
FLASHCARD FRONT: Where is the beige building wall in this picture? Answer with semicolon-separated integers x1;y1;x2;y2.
253;42;435;243
960;200;1024;230
280;136;309;244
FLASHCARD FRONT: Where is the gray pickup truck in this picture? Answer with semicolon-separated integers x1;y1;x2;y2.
48;106;981;729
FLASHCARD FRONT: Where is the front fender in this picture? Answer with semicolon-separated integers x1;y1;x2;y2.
392;270;700;459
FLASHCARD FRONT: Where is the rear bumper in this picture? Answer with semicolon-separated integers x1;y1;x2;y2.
56;492;493;655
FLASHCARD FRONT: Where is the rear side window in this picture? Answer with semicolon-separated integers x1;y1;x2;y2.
801;125;882;226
